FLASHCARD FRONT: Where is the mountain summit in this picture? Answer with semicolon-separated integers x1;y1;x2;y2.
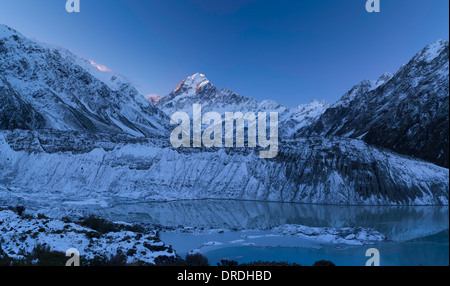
173;73;211;94
156;73;330;136
167;73;217;100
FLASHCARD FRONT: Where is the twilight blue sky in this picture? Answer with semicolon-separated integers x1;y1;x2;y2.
0;0;448;106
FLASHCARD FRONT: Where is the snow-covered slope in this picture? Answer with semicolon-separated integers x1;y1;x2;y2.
0;130;447;206
0;209;175;264
0;24;169;138
283;100;330;136
298;40;449;168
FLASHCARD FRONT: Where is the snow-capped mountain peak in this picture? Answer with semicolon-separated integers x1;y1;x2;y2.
373;72;394;89
173;73;212;94
415;39;449;63
258;99;283;110
330;71;394;109
0;24;19;39
157;72;330;137
145;94;165;105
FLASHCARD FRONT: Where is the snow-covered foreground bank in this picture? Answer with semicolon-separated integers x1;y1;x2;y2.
0;207;386;265
0;209;175;264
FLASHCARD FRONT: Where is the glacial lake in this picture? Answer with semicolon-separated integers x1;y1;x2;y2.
81;199;449;266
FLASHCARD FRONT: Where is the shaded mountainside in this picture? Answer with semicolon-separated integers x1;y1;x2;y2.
0;78;45;130
0;24;169;138
297;40;449;168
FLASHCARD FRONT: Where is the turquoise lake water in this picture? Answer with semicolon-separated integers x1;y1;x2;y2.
87;199;449;266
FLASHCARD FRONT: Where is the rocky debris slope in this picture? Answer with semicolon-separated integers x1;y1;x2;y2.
0;131;447;206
